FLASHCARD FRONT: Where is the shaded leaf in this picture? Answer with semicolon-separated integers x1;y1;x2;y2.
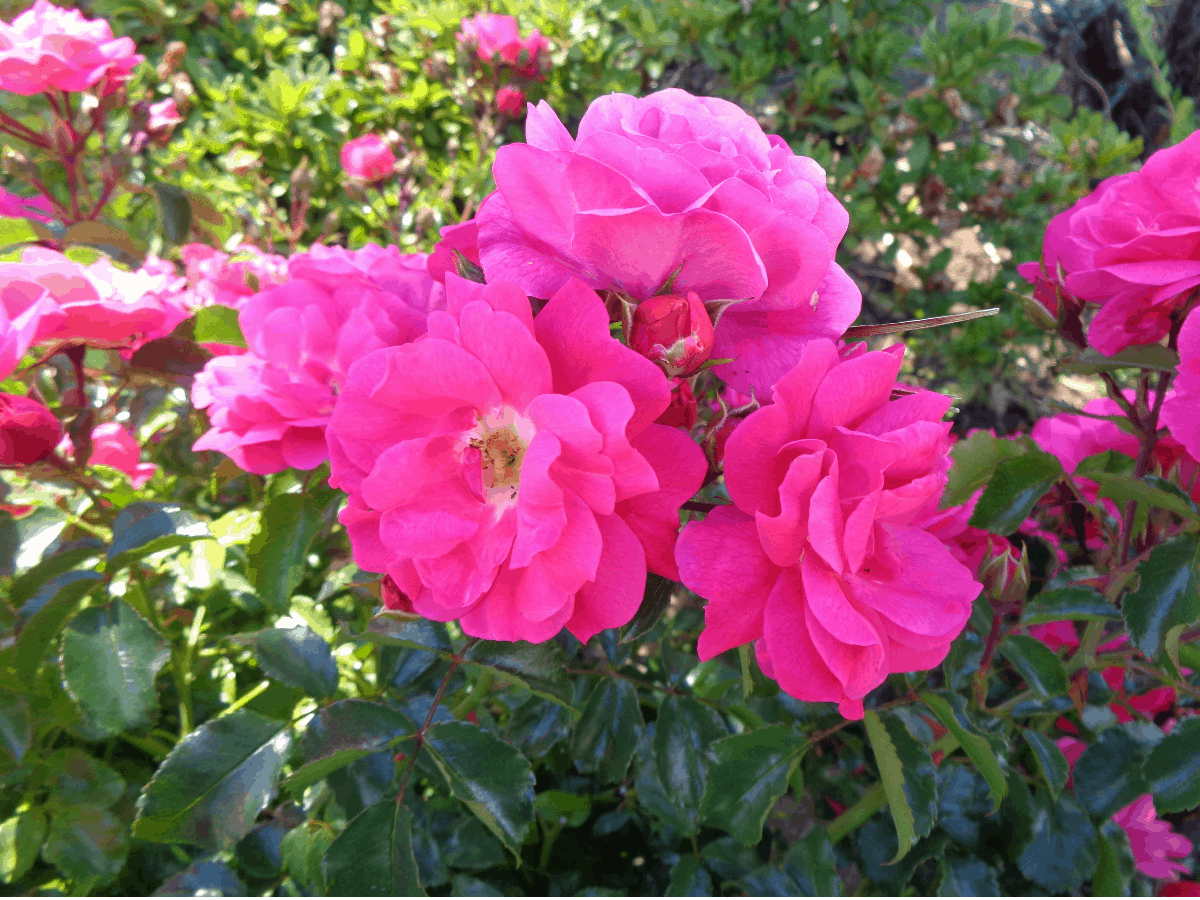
666;855;711;897
655;695;728;833
0;809;46;883
1142;716;1200;813
999;634;1070;698
322;801;424;896
1022;729;1069;801
464;640;572;706
620;572;674;643
152;182;193;245
920;692;1006;811
363;615;451;653
863;710;938;863
699;725;806;846
107;503;209;572
1022;586;1121;623
938;855;1000;896
1123;534;1200;658
153;857;246;896
968;452;1063;535
13;572;102;681
1074;728;1149;818
246;494;324;613
1015;792;1099;893
6;539;105;608
288;700;415;795
0;694;31;772
43;806;128;887
571;679;642;783
233;624;338;700
45;749;124;810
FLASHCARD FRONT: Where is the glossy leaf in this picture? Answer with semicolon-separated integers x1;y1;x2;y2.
655;695;728;830
699;725;806;846
233;624;338;699
968;452;1063;535
1073;728;1149;818
13;572;102;682
60;600;170;736
364;615;451;653
6;539;105;608
620;572;675;643
0;809;46;883
422;721;535;854
571;679;643;783
1142;717;1200;813
1022;729;1069;801
920;692;1006;811
463;639;572;706
999;634;1070;698
322;801;424;896
863;710;938;862
288;699;415;794
1123;533;1200;657
134;710;292;850
107;503;209;572
245;494;323;613
1022;585;1121;623
1015;792;1099;893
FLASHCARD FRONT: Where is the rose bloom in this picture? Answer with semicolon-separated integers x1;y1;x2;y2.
328;274;706;643
476;90;861;396
496;85;526;117
340;134;396;182
457;13;549;79
193;245;442;474
1163;309;1200;463
0;186;53;223
0;392;61;467
179;243;288;311
675;340;980;718
87;422;156;488
1;281;59;381
0;0;142;95
1019;130;1200;356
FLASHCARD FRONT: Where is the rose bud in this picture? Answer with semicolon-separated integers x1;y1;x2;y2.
655;379;698;429
0;393;62;468
340;134;397;183
630;292;714;378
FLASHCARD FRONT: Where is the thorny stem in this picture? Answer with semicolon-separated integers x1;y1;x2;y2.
395;638;480;804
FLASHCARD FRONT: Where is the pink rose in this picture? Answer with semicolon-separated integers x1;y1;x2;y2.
88;422;156;487
327;275;706;644
476;90;861;396
0;0;142;95
1;277;59;380
457;13;549;79
179;243;288;311
0;391;61;466
676;340;980;719
340;134;396;182
1163;309;1200;462
192;245;442;474
1020;130;1200;356
496;85;525;116
427;220;480;285
1113;794;1194;880
0;186;53;223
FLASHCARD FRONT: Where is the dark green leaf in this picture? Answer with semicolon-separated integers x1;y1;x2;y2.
288;699;415;794
1123;534;1200;657
699;725;806;846
442;817;506;872
938;855;1000;896
1022;586;1121;623
620;572;674;643
451;874;503;896
1015;792;1099;893
999;634;1070;697
919;692;1006;811
936;764;992;846
655;696;728;834
60;600;169;736
666;855;712;897
943;431;1027;507
571;679;643;783
782;829;842;896
107;503;209;572
134;710;292;850
192;306;246;349
364;615;451;653
0;694;31;771
1096;473;1199;518
968;452;1063;535
0;808;46;883
245;493;323;612
153;856;246;896
13;572;102;681
464;639;572;706
422;721;535;855
1142;716;1200;813
322;801;424;896
1022;729;1069;801
152;182;193;245
863;710;938;862
235;820;289;879
233;624;338;699
1074;728;1149;818
45;749;124;809
43;806;128;886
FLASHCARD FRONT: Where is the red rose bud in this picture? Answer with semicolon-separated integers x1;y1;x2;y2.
0;393;62;468
655;379;698;429
630;292;714;377
979;540;1028;612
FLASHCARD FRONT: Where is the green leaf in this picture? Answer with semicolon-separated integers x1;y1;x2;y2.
107;503;209;572
6;539;105;608
942;431;1026;508
1074;449;1135;478
938;854;1000;896
13;572;102;682
59;600;169;736
699;725;806;846
968;452;1063;535
463;639;572;707
1142;716;1200;813
620;572;674;643
1022;586;1121;623
154;856;247;896
134;710;292;850
1073;728;1149;817
282;824;334;892
43;806;128;887
655;695;728;832
1015;792;1099;893
363;615;450;653
322;801;424;896
0;809;46;883
233;624;338;700
1123;533;1200;658
151;182;193;245
245;494;323;613
422;721;535;855
193;306;246;349
999;634;1070;697
863;710;938;863
571;679;643;783
1067;344;1180;374
45;749;125;810
666;855;711;897
1092;826;1125;898
287;700;415;795
1022;729;1069;801
1095;473;1199;518
919;692;1006;812
0;694;31;772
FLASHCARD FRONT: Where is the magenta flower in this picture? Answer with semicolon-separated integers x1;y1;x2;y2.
475;90;861;395
0;0;142;95
0;391;61;467
192;245;442;474
496;85;526;116
327;275;706;644
1020;130;1200;356
427;220;480;285
0;186;53;223
1163;310;1200;463
1;276;59;380
179;243;289;311
1114;794;1194;880
457;13;549;79
88;422;156;487
630;291;714;378
675;340;979;719
340;134;396;183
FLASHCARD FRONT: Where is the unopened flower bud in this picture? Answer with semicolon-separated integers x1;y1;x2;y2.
0;393;62;468
340;134;395;183
655;379;698;429
980;541;1029;610
630;292;715;378
380;574;416;615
